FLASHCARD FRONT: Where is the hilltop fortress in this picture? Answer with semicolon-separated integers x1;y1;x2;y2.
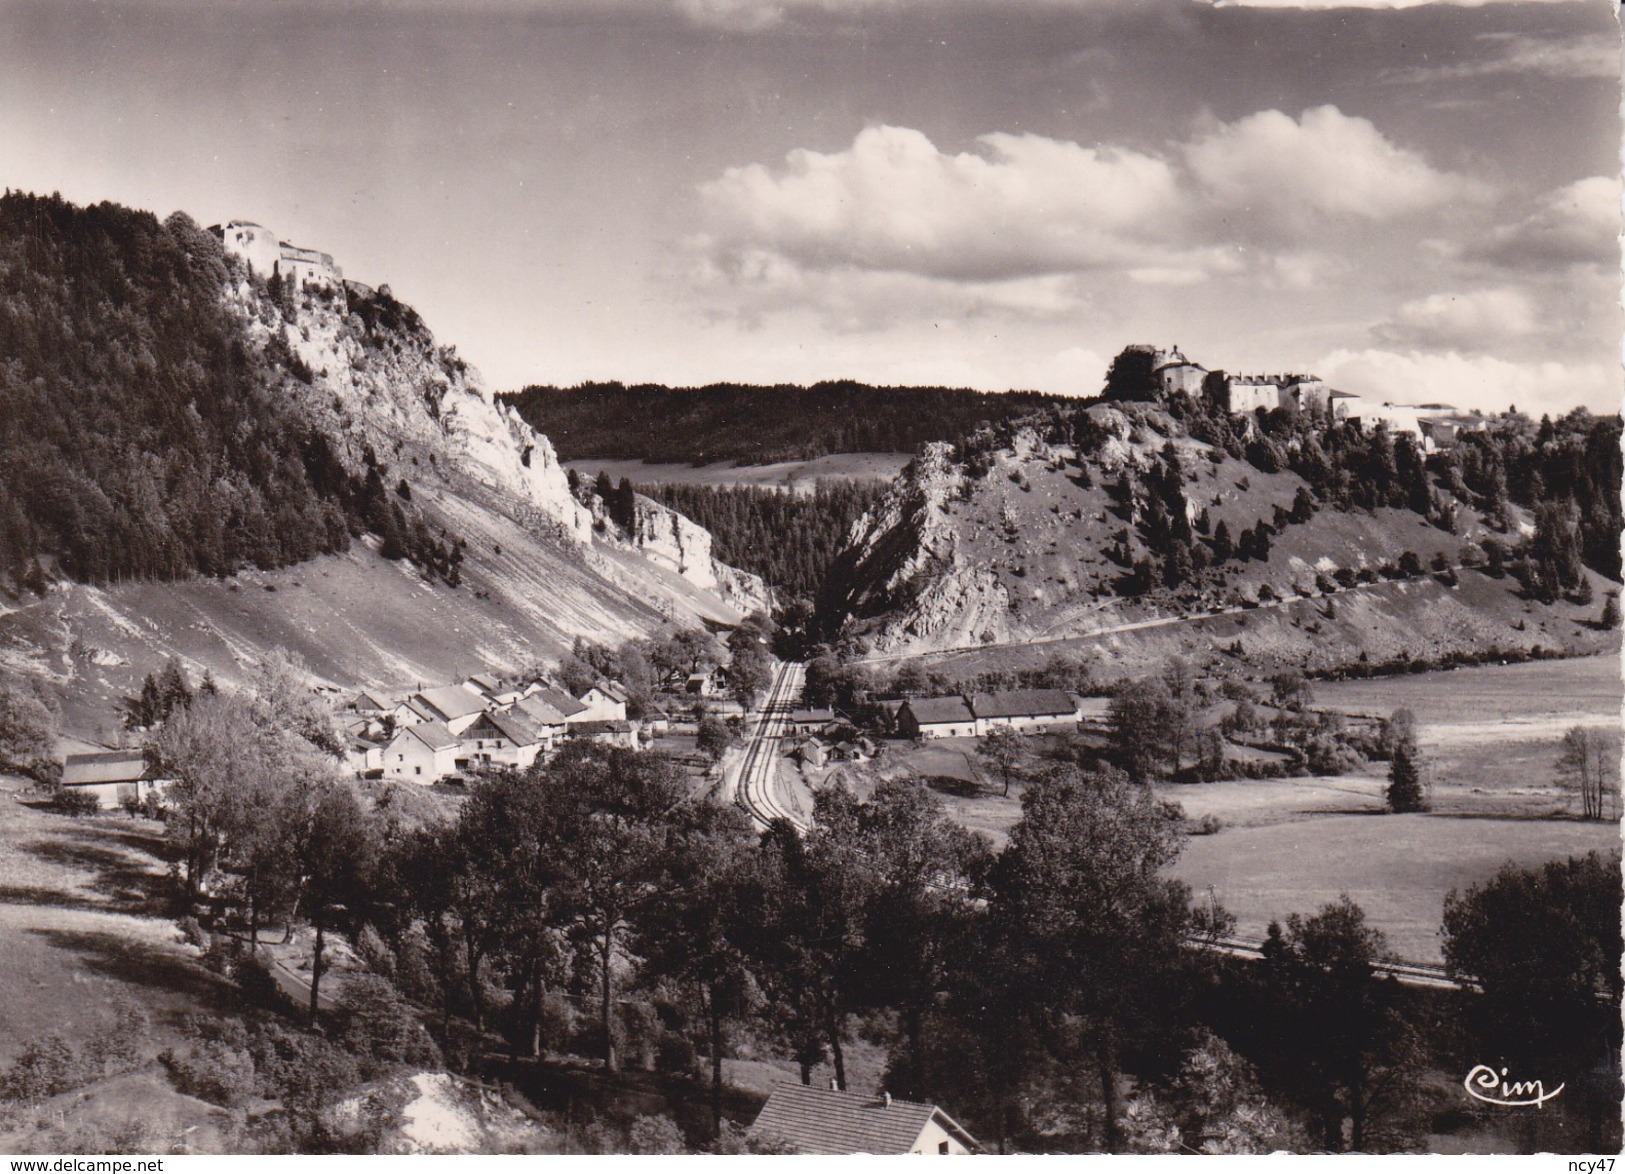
210;219;344;292
1121;343;1481;451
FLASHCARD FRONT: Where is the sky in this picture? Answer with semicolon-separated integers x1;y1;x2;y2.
2;0;1619;412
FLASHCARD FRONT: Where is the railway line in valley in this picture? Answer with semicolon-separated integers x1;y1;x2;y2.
731;664;1464;988
732;660;809;832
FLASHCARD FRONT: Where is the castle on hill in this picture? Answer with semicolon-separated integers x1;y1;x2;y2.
210;220;343;292
1116;343;1478;451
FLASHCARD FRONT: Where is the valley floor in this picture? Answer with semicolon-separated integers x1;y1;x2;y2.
844;653;1622;967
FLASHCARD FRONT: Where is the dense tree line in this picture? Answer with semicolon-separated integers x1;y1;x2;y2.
499;381;1073;465
642;481;887;600
0;192;462;592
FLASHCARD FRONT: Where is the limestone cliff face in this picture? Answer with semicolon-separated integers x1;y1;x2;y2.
823;443;1011;653
224;271;766;612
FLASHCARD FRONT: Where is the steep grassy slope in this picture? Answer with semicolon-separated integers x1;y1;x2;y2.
826;402;1619;669
0;194;768;731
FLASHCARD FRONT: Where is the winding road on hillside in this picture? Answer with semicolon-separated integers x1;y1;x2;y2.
855;571;1450;666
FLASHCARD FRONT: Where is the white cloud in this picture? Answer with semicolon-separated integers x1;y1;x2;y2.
1183;106;1484;231
694;109;1473;325
1371;287;1538;351
1477;175;1620;270
698;125;1194;283
1381;31;1619;83
1316;348;1619;415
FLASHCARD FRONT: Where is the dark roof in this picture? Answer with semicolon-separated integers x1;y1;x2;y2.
901;696;974;726
514;695;571;726
788;708;834;724
748;1083;978;1155
470;709;543;747
970;689;1079;719
466;673;500;693
62;751;151;786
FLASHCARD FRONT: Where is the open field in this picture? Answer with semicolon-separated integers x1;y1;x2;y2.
890;657;1621;960
1174;813;1619;964
0;782;227;1067
565;453;911;494
1312;653;1622;812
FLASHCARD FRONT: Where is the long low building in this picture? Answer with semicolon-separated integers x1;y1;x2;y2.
898;689;1083;739
61;750;168;810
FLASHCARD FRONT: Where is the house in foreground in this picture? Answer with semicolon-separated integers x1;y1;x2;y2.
60;750;168;810
457;709;546;772
384;720;460;783
897;696;978;739
748;1083;980;1155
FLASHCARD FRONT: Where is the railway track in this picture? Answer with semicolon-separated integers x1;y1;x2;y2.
734;660;809;832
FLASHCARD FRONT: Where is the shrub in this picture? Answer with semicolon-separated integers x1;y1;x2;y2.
160;1037;258;1107
48;787;102;816
628;1114;686;1155
0;1034;80;1103
334;974;441;1072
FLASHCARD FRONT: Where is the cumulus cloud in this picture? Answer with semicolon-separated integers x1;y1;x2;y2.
1371;287;1538;351
693;109;1474;325
1476;175;1620;270
1183;106;1485;231
1316;348;1619;415
698;125;1196;283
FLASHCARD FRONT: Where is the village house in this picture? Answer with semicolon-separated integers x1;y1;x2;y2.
897;696;978;740
346;736;384;776
577;681;629;722
1151;345;1207;399
457;709;545;772
970;689;1083;736
785;707;835;736
345;689;394;717
568;719;638;750
410;685;489;735
389;696;437;728
60;750;168;811
748;1083;980;1156
384;720;460;783
512;693;574;740
528;687;591;725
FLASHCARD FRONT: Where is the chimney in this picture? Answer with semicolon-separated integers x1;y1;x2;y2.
883;1092;892;1108
829;1078;839;1091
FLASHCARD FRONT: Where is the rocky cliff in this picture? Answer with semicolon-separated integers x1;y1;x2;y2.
240;274;766;611
822;403;1618;670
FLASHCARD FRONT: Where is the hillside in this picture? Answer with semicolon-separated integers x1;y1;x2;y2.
823;398;1621;672
500;381;1075;465
0;194;767;729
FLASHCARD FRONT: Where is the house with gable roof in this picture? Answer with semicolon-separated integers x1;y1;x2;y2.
457;709;546;771
411;685;489;735
384;720;460;783
577;681;629;722
747;1083;980;1155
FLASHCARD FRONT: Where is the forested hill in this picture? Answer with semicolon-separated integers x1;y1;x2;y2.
0;192;383;587
499;381;1075;464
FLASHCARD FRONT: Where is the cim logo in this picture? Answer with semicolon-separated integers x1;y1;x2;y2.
1464;1064;1564;1108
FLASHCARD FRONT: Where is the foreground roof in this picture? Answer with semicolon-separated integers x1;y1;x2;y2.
748;1083;979;1155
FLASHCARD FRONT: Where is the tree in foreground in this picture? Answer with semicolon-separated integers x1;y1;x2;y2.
1442;851;1622;1151
990;765;1209;1152
976;725;1025;797
1258;896;1424;1152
